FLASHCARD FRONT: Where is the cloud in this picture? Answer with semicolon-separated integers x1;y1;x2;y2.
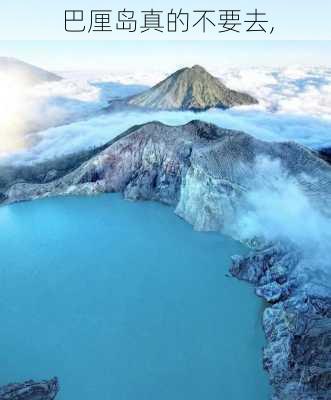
0;74;105;156
218;65;331;119
0;69;153;158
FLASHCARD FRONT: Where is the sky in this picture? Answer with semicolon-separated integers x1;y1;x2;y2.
0;41;331;72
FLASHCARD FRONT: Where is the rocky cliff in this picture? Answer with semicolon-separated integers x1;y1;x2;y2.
108;65;258;111
1;120;330;399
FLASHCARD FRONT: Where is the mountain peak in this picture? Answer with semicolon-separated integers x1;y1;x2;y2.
111;65;258;112
191;64;206;71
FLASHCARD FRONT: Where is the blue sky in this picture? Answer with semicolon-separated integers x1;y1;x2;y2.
1;41;330;71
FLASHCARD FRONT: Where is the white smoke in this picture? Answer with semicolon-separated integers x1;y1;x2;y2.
230;157;331;281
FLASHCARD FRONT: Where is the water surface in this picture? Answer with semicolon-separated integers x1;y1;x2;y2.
0;194;269;399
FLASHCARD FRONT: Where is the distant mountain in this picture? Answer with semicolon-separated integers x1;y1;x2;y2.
108;65;258;111
0;57;62;85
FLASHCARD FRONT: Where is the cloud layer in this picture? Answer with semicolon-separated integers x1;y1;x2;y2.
1;65;331;164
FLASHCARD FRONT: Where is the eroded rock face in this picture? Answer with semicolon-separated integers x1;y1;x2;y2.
0;377;59;400
231;246;331;400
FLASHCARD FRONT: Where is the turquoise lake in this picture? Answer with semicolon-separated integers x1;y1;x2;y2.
0;194;270;399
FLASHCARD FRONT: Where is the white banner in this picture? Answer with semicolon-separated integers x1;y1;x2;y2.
0;0;330;40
